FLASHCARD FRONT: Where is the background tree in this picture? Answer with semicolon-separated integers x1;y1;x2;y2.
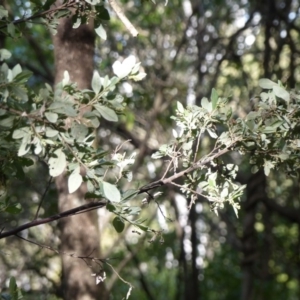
53;9;107;300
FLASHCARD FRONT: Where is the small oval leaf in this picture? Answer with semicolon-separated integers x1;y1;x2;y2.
49;149;66;177
95;24;107;40
94;104;118;122
201;97;212;112
92;70;102;94
102;181;121;202
273;85;290;101
68;172;83;193
113;216;125;233
45;112;58;123
258;78;276;89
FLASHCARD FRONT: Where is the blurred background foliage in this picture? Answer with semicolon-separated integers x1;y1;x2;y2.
1;0;300;299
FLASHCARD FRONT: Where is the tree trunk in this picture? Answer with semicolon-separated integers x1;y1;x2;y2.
240;171;265;300
53;16;107;300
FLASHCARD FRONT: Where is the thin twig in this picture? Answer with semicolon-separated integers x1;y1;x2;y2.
106;261;133;294
34;176;53;220
15;234;106;267
155;200;172;222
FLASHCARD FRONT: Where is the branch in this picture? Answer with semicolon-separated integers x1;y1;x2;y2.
0;200;107;239
15;234;108;267
108;0;138;37
0;142;235;239
0;2;76;30
138;143;235;194
34;176;53;220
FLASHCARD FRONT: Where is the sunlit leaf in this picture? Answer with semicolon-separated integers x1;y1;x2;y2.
211;88;218;109
258;78;276;89
177;101;184;113
273;85;290;101
102;181;121;202
201;97;212;112
45;112;58;123
68;172;83;193
0;49;11;61
95;24;107;40
94;104;118;122
112;56;136;79
49;149;66;177
92;70;102;94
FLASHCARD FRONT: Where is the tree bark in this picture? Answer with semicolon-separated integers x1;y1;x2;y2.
240;171;265;300
53;16;107;300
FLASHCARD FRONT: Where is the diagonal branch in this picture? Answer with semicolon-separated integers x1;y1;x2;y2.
0;200;107;239
0;142;236;240
108;0;138;37
138;142;235;194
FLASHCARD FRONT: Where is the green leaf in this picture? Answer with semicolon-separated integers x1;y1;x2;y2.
9;276;17;296
45;112;58;123
95;24;107;40
112;216;125;233
7;22;15;37
72;17;81;29
71;123;88;142
49;149;66;177
94;104;118;122
128;206;141;215
263;159;274;176
122;189;138;202
68;172;83;193
48;102;77;117
97;6;110;20
92;70;102;94
55;9;70;18
85;191;102;199
201;97;212;112
5;203;22;214
13;127;30;139
136;224;149;232
0;116;14;128
0;6;8;19
87;180;95;193
102;181;121;202
45;127;58;138
12;64;22;78
10;86;28;102
258;78;276;89
177;101;184;113
251;165;259;174
211;88;218;109
207;128;218;138
273;85;290;101
0;49;11;61
14;70;32;83
106;202;116;212
18;134;31;156
129;72;147;81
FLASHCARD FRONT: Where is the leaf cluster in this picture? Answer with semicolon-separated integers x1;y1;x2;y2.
0;49;145;228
